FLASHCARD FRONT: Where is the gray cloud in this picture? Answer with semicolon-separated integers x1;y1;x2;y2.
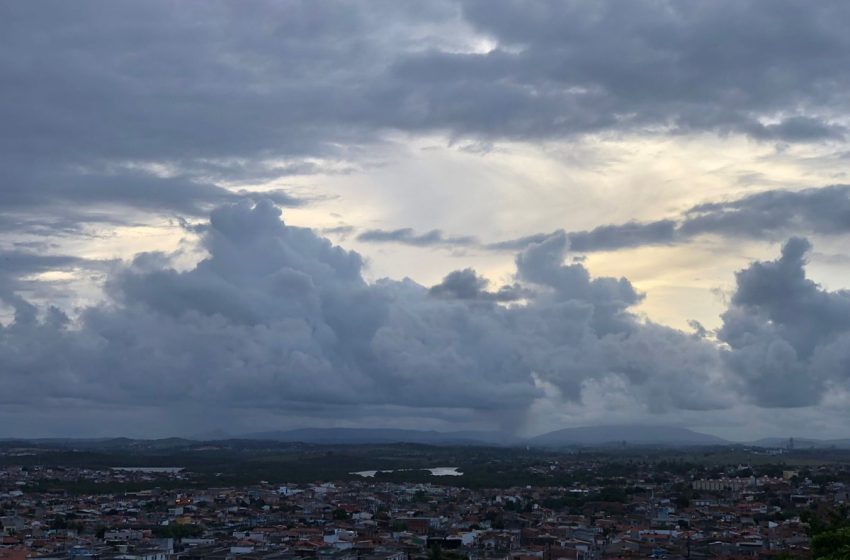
356;221;678;253
0;250;99;301
322;225;356;236
564;186;850;249
515;231;643;336
0;0;398;232
420;0;850;141
566;221;678;252
356;185;850;253
747;117;847;142
485;232;560;252
0;201;732;435
681;184;850;239
7;201;849;434
720;238;850;407
0;251;85;279
4;1;850;237
0;249;116;334
357;228;478;248
0;162;307;234
429;268;526;302
434;0;819;141
4;2;850;435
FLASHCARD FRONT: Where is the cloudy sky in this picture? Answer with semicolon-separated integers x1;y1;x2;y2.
3;0;850;440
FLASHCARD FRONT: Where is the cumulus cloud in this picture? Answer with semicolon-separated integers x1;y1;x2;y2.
0;201;737;435
7;202;850;436
4;1;850;437
720;238;850;407
429;268;526;302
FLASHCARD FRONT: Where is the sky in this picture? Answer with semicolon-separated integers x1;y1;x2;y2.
3;0;850;440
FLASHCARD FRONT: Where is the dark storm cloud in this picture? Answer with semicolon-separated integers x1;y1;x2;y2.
418;0;850;140
7;0;848;159
4;0;850;236
0;0;401;231
4;1;850;434
0;201;731;430
720;238;850;407
7;200;850;432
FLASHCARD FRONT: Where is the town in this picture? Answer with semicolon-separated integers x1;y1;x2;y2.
2;442;850;560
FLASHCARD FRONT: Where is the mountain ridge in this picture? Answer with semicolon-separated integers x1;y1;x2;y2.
221;425;730;447
7;426;849;448
528;425;729;446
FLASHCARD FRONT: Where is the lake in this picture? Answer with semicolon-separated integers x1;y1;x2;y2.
350;466;462;478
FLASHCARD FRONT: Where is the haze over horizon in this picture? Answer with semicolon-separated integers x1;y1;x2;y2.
3;1;850;441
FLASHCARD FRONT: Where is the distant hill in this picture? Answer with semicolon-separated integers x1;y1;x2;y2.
529;425;728;447
239;428;519;446
57;437;196;449
15;425;813;448
234;425;725;447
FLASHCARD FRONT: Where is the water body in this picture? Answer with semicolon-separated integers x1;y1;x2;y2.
350;466;462;478
111;467;184;473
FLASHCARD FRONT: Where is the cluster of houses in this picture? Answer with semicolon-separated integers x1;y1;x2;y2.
2;458;848;560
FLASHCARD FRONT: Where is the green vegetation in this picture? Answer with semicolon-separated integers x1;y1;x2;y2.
804;505;850;559
813;527;850;560
5;439;850;495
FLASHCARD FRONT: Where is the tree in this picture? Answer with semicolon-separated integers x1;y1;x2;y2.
812;527;850;559
153;524;204;539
